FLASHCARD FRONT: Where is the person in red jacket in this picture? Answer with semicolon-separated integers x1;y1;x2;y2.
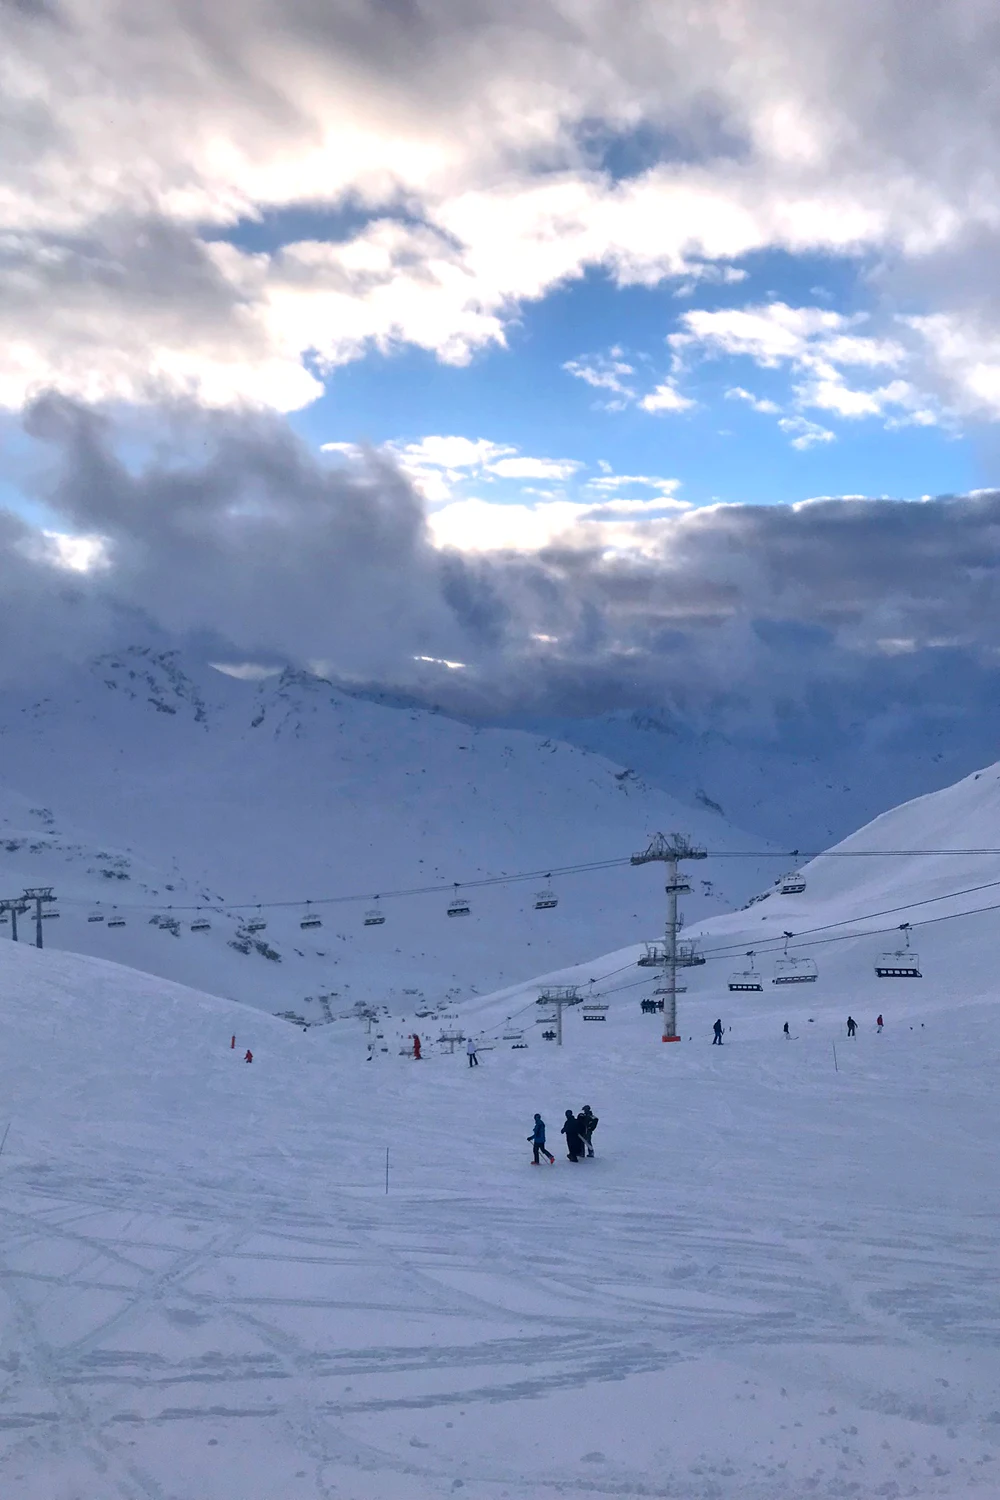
876;1014;884;1032
244;1049;253;1063
412;1034;422;1060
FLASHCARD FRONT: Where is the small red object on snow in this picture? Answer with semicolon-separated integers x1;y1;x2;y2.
412;1034;422;1060
231;1035;236;1049
244;1049;253;1063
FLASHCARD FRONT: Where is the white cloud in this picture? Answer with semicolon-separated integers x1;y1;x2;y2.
563;352;637;409
778;416;835;450
399;437;514;470
639;380;696;414
427;495;686;553
587;473;681;494
725;386;781;415
489;456;582;480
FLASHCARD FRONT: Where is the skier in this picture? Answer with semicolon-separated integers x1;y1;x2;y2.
783;1021;790;1038
712;1018;724;1045
846;1016;857;1038
578;1105;598;1157
528;1114;555;1165
561;1109;584;1161
412;1033;422;1060
876;1014;884;1032
466;1036;479;1067
244;1049;253;1063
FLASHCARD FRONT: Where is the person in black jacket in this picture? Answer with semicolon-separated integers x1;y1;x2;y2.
561;1109;584;1161
578;1105;598;1158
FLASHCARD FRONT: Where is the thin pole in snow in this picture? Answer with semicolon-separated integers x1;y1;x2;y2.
832;1042;839;1073
0;1122;12;1160
385;1146;389;1195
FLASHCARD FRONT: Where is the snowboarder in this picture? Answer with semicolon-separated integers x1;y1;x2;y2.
578;1105;598;1157
412;1034;422;1060
876;1014;884;1032
712;1018;724;1045
244;1049;253;1063
783;1021;790;1038
561;1109;584;1161
846;1016;857;1038
528;1114;555;1165
466;1036;479;1067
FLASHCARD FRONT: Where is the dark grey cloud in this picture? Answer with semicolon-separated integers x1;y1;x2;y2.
7;399;1000;726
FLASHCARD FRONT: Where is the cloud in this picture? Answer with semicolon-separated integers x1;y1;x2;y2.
563;351;637;409
489;456;582;480
9;398;1000;732
639;380;695;414
778;416;835;450
1;2;1000;410
725;386;781;415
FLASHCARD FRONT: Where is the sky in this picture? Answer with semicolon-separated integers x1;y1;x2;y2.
3;0;1000;724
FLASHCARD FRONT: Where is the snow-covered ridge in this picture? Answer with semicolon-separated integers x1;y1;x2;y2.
0;645;777;1018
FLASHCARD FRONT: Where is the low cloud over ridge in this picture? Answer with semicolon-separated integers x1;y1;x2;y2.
7;399;1000;728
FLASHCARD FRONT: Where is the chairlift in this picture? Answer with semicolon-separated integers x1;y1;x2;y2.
446;884;470;918
88;911;105;923
300;903;323;930
875;923;922;978
190;917;211;933
41;910;60;920
637;942;666;967
364;900;386;926
533;880;558;910
728;951;763;992
780;871;807;895
245;909;266;934
772;931;817;984
676;939;706;967
107;911;126;928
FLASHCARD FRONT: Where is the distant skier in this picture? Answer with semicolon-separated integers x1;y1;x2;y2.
876;1014;884;1033
578;1105;598;1157
561;1109;584;1162
712;1018;724;1045
528;1114;555;1165
412;1034;422;1060
846;1016;857;1038
244;1049;253;1063
783;1022;790;1039
466;1036;479;1067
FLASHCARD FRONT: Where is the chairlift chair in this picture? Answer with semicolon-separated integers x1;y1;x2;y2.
364;901;386;926
245;911;266;933
88;911;105;923
41;910;60;919
772;930;817;984
107;912;126;928
676;939;706;967
446;885;470;918
533;884;558;910
637;942;666;967
780;871;807;895
728;951;763;991
875;922;922;978
300;904;323;930
190;918;211;933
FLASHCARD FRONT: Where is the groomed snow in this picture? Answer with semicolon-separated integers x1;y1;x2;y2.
1;782;999;1500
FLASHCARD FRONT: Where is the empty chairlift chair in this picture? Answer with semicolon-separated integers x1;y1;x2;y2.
245;910;266;933
87;910;105;923
772;930;818;984
364;901;386;927
446;885;470;918
779;871;807;895
190;916;211;933
300;904;323;930
875;923;922;978
107;910;126;928
728;951;763;992
533;882;558;910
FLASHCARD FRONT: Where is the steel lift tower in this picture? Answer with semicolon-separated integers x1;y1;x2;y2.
631;833;707;1042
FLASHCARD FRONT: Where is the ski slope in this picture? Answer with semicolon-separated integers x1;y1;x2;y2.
0;646;777;1020
2;743;1000;1500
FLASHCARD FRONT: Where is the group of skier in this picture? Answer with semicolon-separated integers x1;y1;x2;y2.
529;1105;598;1164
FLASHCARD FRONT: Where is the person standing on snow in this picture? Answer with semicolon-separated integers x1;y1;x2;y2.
578;1105;598;1157
561;1109;584;1161
466;1036;479;1067
783;1022;790;1038
876;1014;884;1032
528;1114;555;1164
244;1049;253;1063
712;1018;724;1045
412;1034;422;1059
846;1016;857;1038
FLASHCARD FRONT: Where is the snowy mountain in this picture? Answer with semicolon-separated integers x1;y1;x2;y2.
514;700;1000;846
0;646;779;1019
1;816;998;1500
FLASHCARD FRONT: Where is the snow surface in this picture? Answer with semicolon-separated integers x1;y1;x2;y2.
2;758;1000;1497
0;646;778;1021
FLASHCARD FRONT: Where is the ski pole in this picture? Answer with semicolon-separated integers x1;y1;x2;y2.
0;1122;12;1160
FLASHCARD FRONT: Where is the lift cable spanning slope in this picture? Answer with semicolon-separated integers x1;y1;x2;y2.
56;846;1000;916
480;877;1000;1036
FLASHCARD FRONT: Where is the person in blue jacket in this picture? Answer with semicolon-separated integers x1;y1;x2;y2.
528;1114;555;1164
